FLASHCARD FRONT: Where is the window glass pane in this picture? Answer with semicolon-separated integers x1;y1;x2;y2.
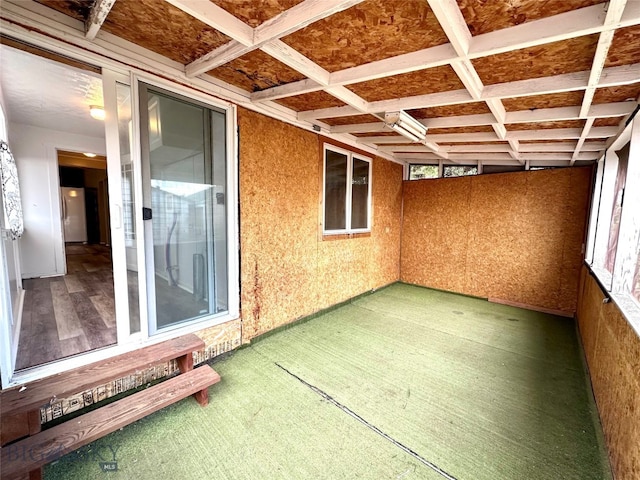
605;145;629;273
443;165;478;177
351;158;369;229
116;82;140;334
325;150;347;230
409;165;438;180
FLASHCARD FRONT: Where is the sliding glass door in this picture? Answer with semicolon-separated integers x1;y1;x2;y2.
139;83;228;334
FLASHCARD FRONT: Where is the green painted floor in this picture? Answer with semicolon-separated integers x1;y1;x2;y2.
45;283;612;480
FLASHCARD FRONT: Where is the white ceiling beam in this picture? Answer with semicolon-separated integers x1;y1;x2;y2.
298;105;360;121
572;117;597;165
260;40;330;85
579;0;628;117
186;41;254;78
426;0;471;56
85;0;116;40
450;60;484;100
164;0;254;45
250;1;640;104
251;78;323;102
358;132;500;143
330;44;455;86
253;0;365;44
185;0;365;77
368;89;474;115
518;142;578;152
324;85;370;113
469;4;608;58
423;113;496;129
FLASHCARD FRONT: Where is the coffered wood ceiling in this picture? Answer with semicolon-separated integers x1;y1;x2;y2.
11;0;640;167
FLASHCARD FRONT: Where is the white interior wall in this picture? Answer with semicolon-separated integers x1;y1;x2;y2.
10;122;106;278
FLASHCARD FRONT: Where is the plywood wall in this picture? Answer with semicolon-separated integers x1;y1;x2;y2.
577;268;640;480
401;167;592;315
238;108;402;339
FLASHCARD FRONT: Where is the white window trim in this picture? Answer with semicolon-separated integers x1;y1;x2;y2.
322;144;372;236
586;116;640;340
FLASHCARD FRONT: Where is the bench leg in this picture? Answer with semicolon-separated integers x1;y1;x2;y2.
29;467;43;480
28;410;41;436
194;388;209;407
176;353;194;373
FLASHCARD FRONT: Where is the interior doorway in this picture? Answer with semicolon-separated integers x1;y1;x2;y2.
15;151;117;370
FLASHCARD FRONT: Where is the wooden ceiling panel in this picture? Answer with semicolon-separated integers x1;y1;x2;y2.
208;50;305;92
35;0;90;21
323;115;381;126
592;117;623;128
472;36;598;85
101;0;230;65
281;0;449;72
502;92;584;111
507;120;585;131
347;65;464;102
457;0;604;36
409;102;491;119
428;125;495;134
593;83;640;104
210;0;304;27
605;25;640;68
276;91;345;111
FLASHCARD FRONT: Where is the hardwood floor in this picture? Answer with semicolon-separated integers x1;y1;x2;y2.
16;244;116;370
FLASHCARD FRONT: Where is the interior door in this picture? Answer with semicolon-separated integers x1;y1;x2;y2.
138;82;228;335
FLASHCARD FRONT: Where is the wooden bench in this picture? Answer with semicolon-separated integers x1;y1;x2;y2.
0;334;220;480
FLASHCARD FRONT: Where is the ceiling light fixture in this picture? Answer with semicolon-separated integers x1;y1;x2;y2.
83;152;97;157
89;105;106;120
384;111;427;142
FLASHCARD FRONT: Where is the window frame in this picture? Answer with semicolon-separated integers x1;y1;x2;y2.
322;143;372;236
587;116;640;338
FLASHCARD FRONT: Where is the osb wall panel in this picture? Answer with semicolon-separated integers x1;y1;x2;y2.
238;108;402;339
577;268;640;480
401;177;472;294
401;167;592;314
39;320;241;424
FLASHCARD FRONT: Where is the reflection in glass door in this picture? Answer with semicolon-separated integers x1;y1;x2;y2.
139;84;228;333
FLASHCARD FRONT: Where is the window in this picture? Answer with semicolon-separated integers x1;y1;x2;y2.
409;164;438;180
587;116;640;332
443;165;478;177
323;144;371;234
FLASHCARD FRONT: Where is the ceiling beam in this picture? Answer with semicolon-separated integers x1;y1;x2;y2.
85;0;116;40
164;0;254;46
184;0;365;77
248;2;640;104
579;0;628;119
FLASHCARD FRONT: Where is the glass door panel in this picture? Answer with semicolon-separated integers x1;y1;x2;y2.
139;84;227;333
